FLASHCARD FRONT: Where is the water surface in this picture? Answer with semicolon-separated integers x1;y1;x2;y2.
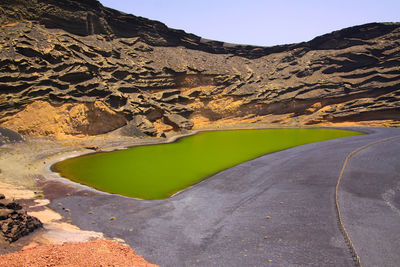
52;128;362;199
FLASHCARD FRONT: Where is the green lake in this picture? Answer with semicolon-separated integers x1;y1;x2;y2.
52;128;362;199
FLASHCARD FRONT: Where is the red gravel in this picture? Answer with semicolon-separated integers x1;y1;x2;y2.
0;240;158;267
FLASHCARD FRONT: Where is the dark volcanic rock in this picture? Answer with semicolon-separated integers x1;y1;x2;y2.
0;209;13;220
2;1;398;60
130;115;158;137
163;113;194;130
0;0;399;133
0;195;42;242
0;127;24;146
117;120;148;137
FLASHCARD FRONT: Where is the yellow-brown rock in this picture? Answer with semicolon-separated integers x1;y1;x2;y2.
0;101;126;138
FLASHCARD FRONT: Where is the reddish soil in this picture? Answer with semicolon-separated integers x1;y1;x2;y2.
0;240;158;267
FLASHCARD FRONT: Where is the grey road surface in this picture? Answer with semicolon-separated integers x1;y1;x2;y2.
339;133;400;267
47;127;400;267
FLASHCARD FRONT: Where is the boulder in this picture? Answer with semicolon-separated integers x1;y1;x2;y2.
163;113;194;130
0;209;13;220
130;115;158;136
0;195;42;242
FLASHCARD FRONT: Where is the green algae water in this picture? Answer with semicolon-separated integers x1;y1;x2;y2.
52;128;362;199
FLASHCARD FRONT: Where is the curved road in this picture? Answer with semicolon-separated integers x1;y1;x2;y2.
339;133;400;267
47;127;400;266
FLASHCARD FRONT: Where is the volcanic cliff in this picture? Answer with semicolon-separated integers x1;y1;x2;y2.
1;0;399;137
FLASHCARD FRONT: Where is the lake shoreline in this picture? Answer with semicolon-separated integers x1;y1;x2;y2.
51;128;363;200
0;124;375;254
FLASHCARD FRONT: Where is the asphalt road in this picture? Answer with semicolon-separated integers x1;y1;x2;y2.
47;127;400;267
339;132;400;267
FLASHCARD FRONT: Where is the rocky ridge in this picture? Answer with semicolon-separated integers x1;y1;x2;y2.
0;0;399;137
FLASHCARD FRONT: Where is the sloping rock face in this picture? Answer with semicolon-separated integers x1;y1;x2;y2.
0;0;399;137
0;127;24;146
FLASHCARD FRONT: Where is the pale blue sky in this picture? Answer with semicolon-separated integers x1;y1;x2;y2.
99;0;400;46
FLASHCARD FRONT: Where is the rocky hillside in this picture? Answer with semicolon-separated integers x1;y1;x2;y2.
0;0;399;137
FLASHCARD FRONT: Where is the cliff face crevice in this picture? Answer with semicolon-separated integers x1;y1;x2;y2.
0;0;399;137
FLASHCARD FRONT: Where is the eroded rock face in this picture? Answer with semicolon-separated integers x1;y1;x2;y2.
0;100;127;137
0;194;42;242
0;0;399;137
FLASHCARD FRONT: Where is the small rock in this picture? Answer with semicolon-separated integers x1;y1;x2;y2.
0;199;11;207
157;132;167;138
7;202;22;210
16;209;26;215
0;199;22;210
0;209;13;220
85;145;100;151
22;242;39;250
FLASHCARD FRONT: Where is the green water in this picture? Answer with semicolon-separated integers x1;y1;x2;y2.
52;128;362;199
